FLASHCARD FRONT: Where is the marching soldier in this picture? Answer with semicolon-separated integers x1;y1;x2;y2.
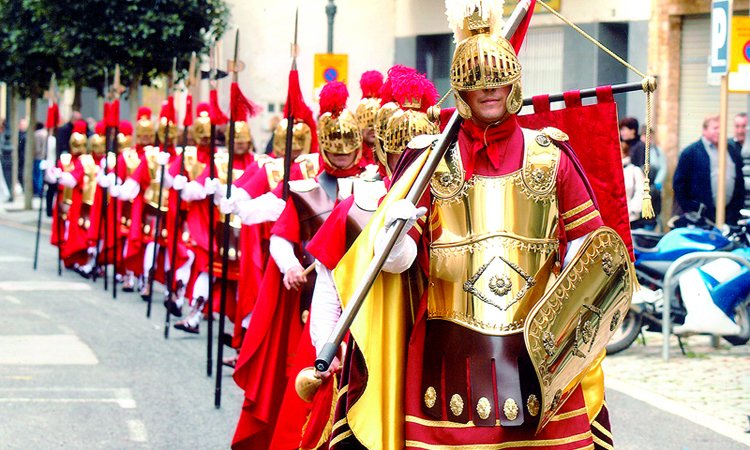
325;2;629;448
355;70;383;168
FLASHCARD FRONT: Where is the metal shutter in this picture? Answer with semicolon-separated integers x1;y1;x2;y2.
519;26;565;99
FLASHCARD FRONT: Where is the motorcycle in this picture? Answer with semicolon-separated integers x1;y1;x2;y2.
606;210;750;355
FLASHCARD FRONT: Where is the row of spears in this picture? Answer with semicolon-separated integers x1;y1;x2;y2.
31;30;257;408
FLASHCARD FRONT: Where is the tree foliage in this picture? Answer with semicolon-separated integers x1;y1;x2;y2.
0;0;229;96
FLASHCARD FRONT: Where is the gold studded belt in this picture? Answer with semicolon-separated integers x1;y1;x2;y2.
421;320;541;428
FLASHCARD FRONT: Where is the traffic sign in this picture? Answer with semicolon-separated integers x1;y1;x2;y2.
710;0;732;77
313;53;348;97
729;16;750;92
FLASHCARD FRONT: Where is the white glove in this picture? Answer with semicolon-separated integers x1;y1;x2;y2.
384;199;427;243
204;177;221;196
96;171;114;188
156;151;171;166
59;172;77;188
219;196;238;215
39;160;50;171
109;184;121;198
44;167;61;184
237;192;287;225
180;180;206;202
99;157;108;170
172;174;188;191
118;178;141;202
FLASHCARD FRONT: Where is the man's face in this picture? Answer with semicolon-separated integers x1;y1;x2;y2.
703;119;720;147
235;141;250;155
199;136;210;147
462;86;511;127
734;116;748;143
361;127;376;147
325;150;357;170
137;134;153;146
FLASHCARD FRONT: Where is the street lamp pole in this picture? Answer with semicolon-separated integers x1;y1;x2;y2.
2;84;14;201
326;0;337;53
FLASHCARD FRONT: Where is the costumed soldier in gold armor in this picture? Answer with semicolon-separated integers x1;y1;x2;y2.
325;1;633;448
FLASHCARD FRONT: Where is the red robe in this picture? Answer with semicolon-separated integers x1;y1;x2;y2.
50;155;88;267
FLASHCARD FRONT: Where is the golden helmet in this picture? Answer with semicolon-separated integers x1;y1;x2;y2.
135;106;155;140
157;117;178;145
317;81;362;166
272;118;312;158
234;121;252;144
89;134;106;155
355;70;384;130
383;109;439;156
448;5;523;118
191;103;212;143
69;121;88;156
117;120;133;151
373;101;400;166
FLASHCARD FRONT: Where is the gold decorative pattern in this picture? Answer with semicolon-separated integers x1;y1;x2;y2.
610;310;622;332
561;200;594;220
431;143;464;199
488;274;512;297
449;394;464;417
476;397;492;420
550;390;562;411
503;398;519;421
542;331;556;357
602;252;614;276
527;395;540;417
540;127;570;142
535;134;551;147
563;210;601;232
462;254;537;312
424;387;437;409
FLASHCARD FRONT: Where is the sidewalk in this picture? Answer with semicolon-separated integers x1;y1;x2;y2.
0;196;51;230
604;330;750;444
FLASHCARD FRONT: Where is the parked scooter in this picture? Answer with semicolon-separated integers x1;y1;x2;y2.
607;209;750;355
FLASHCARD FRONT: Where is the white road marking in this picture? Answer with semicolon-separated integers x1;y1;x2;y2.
113;388;137;409
1;295;21;304
0;255;30;263
607;377;750;447
0;387;137;410
0;335;98;365
30;310;51;320
0;281;92;291
126;419;148;442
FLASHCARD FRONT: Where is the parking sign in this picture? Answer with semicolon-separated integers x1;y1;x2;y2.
710;0;732;76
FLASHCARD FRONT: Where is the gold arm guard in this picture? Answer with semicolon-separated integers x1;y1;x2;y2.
524;227;633;433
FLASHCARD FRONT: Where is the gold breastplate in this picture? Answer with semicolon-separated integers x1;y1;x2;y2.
79;154;98;206
427;129;561;335
60;153;75;205
182;146;207;181
143;146;169;211
122;148;141;175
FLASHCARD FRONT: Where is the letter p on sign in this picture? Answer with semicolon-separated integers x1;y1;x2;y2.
711;0;731;75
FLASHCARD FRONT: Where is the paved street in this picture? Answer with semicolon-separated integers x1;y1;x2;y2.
1;203;749;449
0;206;242;449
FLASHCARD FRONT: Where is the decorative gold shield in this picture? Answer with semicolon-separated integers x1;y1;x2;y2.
524;227;633;433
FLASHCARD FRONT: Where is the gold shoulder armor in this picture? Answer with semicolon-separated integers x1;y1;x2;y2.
407;134;439;150
539;127;569;143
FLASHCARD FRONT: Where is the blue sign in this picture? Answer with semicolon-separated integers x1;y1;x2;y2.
710;0;731;75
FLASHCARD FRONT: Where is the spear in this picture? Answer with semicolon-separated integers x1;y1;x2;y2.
206;42;220;377
314;0;533;372
109;65;123;300
281;8;299;201
165;52;198;339
215;29;243;409
34;74;58;271
97;68;110;289
146;58;176;318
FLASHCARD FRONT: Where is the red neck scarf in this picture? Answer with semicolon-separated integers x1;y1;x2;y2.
458;115;523;179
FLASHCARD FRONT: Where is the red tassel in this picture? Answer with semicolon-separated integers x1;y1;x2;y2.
283;70;318;153
183;95;194;127
230;82;262;122
160;96;176;124
318;81;348;117
209;89;228;125
107;99;120;127
379;65;417;105
393;71;438;112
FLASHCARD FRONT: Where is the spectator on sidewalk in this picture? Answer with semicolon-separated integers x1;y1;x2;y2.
33;122;47;196
731;112;747;154
622;141;645;228
620;116;646;169
673;114;746;225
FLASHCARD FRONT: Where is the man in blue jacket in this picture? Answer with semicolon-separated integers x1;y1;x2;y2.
673;114;746;225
